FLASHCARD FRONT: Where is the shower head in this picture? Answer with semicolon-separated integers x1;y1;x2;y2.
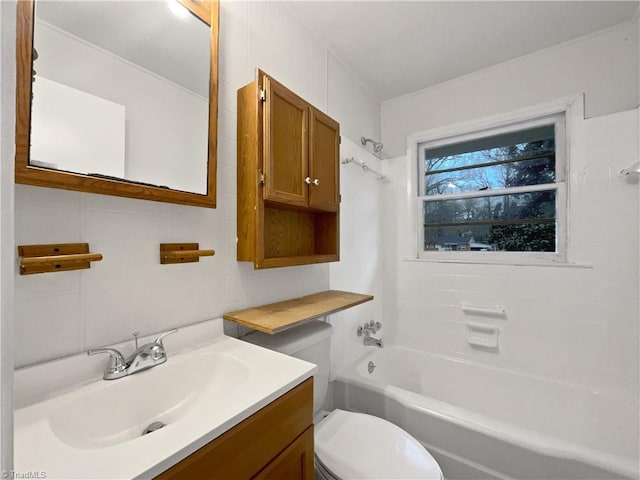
361;137;383;153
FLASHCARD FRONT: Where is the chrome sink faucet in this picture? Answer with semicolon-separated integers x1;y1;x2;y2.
357;321;383;348
88;328;178;380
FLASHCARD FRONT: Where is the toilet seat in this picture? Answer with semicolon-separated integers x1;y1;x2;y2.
315;409;443;480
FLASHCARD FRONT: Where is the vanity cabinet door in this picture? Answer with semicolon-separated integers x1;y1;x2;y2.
263;76;309;208
309;107;340;212
154;378;313;480
253;427;314;480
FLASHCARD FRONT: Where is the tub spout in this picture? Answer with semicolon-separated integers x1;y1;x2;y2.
363;331;383;348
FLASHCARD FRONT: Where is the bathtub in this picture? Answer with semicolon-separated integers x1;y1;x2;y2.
334;346;639;480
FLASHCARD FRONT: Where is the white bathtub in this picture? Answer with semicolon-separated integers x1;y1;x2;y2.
334;346;639;480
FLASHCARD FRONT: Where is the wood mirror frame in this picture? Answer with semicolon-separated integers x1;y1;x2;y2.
15;0;219;208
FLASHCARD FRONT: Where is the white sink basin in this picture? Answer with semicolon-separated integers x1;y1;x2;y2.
48;352;249;449
14;320;317;480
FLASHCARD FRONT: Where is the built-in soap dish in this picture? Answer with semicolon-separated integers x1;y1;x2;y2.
466;321;500;350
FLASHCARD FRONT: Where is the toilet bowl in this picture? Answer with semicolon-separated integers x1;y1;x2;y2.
242;321;443;480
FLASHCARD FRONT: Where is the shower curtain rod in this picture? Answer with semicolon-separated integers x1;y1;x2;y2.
341;157;387;181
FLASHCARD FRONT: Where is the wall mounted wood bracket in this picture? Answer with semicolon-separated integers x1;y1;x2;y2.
160;243;215;264
18;243;103;275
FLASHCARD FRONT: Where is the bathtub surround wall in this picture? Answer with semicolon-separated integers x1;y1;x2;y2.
13;0;380;368
328;138;385;379
379;16;639;431
0;1;16;471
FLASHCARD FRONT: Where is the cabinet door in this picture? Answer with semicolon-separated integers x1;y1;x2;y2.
253;427;314;480
263;76;309;208
309;107;339;212
154;379;313;480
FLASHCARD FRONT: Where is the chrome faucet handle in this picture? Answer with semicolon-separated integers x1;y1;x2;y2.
364;321;382;333
87;348;127;379
154;328;178;347
358;322;380;336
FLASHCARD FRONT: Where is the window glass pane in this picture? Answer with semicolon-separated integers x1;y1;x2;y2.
424;191;556;225
418;118;562;255
424;126;555;172
425;155;555;196
424;223;556;252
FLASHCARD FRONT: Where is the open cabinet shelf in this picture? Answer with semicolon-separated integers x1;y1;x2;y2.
262;207;338;267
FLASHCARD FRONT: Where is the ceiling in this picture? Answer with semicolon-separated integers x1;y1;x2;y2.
36;1;210;97
287;1;639;101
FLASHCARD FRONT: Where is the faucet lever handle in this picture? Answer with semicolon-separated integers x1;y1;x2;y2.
87;348;127;374
154;328;178;347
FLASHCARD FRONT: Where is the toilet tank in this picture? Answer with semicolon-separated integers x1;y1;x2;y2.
242;321;332;414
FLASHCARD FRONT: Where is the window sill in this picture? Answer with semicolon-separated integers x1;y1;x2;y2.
403;256;593;268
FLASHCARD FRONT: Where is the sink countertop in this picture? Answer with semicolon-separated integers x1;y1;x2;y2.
13;319;317;480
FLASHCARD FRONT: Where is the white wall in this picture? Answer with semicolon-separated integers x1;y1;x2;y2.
14;0;380;368
327;54;380;148
381;19;639;158
328;138;385;378
0;1;16;472
379;19;639;400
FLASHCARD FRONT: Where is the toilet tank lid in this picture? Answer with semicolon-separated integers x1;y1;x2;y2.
241;320;332;355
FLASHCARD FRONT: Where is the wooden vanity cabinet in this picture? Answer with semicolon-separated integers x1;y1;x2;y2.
238;71;340;269
155;378;314;480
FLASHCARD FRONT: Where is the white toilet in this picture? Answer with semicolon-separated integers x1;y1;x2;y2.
243;321;443;480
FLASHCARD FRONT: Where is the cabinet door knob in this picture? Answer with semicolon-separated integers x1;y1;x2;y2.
313;178;320;186
305;177;312;185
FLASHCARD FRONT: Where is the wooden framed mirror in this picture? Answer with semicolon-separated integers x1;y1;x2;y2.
15;0;219;208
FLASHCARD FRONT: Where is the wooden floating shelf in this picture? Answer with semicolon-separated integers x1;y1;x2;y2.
224;290;374;334
160;243;215;264
18;243;103;275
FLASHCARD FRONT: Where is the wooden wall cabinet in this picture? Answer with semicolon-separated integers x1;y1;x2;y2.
238;71;340;269
155;378;314;480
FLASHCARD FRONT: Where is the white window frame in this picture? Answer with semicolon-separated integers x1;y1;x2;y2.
407;95;583;265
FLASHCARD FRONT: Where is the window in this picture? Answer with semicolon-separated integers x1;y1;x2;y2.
417;114;566;259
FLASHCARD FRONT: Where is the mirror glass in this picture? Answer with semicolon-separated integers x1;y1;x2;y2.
30;1;211;194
